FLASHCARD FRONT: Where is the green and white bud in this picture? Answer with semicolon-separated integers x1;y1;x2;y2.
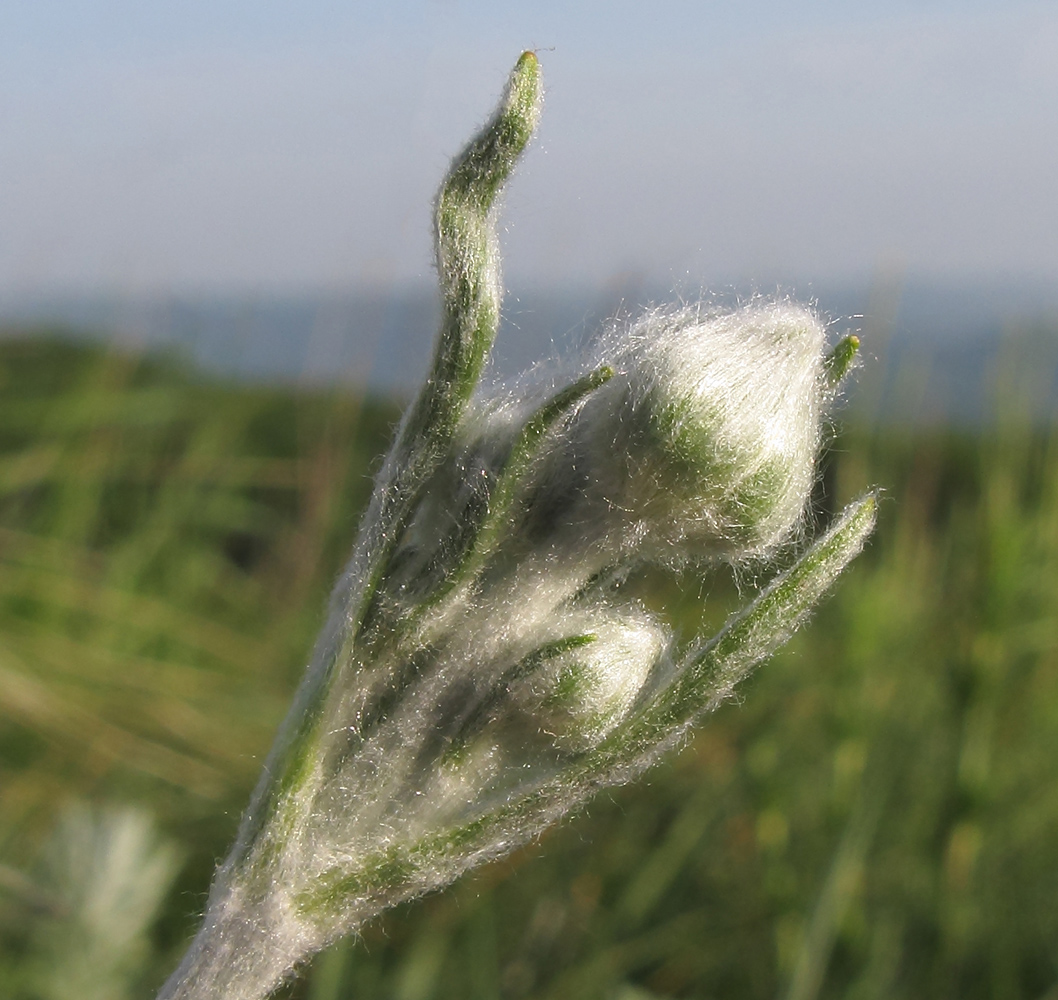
504;607;669;753
514;300;830;568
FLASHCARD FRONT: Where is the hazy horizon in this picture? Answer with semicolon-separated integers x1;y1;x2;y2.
4;275;1058;427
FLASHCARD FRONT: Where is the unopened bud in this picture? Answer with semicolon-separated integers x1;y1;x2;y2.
521;301;828;565
506;607;668;752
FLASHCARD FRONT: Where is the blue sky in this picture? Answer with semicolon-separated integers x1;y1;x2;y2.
1;1;1055;296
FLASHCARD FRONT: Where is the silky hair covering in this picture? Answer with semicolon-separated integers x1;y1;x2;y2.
157;53;875;1000
468;298;830;571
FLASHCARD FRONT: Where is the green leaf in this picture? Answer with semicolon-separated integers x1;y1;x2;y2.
649;492;878;733
351;51;544;635
400;51;543;469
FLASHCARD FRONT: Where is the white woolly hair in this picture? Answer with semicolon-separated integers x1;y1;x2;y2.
594;298;828;561
504;604;669;752
461;298;829;577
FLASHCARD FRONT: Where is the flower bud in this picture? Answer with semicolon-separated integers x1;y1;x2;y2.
521;301;828;565
504;606;669;752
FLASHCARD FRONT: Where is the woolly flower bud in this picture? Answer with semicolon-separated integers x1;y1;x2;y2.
517;300;828;566
505;607;668;753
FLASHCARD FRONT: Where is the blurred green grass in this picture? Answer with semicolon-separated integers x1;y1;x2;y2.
2;330;1058;1000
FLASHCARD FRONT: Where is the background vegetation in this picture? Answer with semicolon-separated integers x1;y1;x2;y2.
1;327;1057;999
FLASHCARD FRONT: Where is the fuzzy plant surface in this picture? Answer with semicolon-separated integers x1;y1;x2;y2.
157;51;876;1000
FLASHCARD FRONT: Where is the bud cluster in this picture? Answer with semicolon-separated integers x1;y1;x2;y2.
159;52;875;1000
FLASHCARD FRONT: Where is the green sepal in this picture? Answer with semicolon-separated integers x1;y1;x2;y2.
824;335;860;388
